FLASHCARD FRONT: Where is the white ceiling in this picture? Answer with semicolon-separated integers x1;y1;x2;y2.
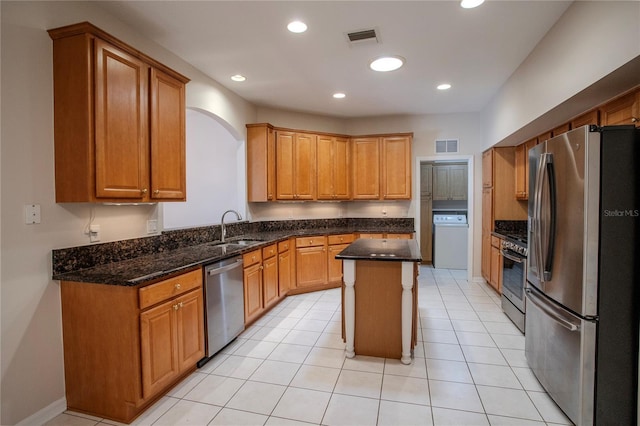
95;0;572;118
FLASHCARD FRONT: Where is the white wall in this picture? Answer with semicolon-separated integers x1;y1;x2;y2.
0;2;255;424
162;109;246;229
483;1;640;147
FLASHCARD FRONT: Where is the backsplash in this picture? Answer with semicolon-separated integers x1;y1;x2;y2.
52;217;414;277
494;220;527;236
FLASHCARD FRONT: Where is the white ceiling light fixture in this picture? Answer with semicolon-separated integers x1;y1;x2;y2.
437;83;452;90
461;0;485;9
231;74;246;82
369;56;405;72
333;93;346;99
287;20;307;33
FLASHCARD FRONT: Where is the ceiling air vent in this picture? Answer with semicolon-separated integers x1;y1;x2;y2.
435;139;459;153
346;28;380;45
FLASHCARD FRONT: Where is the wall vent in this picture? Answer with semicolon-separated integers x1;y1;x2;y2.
435;139;459;153
346;28;380;45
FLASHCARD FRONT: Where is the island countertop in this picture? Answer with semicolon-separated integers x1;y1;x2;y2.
335;238;422;262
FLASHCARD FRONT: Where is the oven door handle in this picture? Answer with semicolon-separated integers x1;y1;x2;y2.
500;249;525;263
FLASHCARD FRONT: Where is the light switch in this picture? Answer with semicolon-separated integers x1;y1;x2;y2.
25;204;41;224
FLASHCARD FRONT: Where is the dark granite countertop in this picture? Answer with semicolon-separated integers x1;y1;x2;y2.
335;238;422;262
53;225;415;286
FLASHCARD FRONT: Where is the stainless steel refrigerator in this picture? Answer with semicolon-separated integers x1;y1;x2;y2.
526;125;639;425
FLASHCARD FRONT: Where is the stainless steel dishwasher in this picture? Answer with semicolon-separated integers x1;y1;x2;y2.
198;256;244;367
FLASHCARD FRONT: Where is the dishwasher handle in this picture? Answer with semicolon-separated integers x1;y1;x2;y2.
206;258;243;276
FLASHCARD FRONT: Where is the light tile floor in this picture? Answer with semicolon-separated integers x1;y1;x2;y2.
47;266;573;426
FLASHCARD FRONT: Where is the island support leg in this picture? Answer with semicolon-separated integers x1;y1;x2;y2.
401;261;414;364
343;259;356;358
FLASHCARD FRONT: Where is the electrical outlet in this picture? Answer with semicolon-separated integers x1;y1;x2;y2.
147;219;158;234
24;204;41;224
89;224;101;243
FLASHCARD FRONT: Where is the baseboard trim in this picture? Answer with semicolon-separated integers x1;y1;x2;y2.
472;276;486;285
16;397;66;426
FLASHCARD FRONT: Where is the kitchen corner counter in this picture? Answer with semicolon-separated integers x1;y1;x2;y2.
52;220;415;286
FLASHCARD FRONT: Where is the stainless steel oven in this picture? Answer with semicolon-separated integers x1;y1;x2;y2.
500;237;527;333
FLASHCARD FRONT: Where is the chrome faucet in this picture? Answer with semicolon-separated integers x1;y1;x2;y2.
220;209;242;243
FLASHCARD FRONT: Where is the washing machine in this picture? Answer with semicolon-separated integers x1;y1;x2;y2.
433;214;468;269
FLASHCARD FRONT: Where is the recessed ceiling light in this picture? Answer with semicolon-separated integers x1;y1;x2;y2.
287;20;307;33
231;74;246;82
461;0;485;9
369;56;405;72
333;93;346;99
437;83;452;90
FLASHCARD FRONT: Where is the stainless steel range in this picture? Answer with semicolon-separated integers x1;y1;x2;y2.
500;234;527;333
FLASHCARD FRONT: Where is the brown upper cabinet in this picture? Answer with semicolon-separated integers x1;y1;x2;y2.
570;109;599;129
49;22;189;203
514;138;538;200
276;131;317;200
247;124;412;202
351;137;381;200
246;124;276;202
380;135;412;200
551;123;570;137
317;135;350;200
599;89;640;127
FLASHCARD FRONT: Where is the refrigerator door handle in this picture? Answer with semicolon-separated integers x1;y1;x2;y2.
526;288;580;332
533;153;547;286
543;156;557;282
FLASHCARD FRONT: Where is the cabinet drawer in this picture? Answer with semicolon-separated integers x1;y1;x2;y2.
139;269;202;310
357;233;384;239
262;243;278;259
296;236;326;248
328;234;355;245
278;240;290;252
243;249;262;267
491;235;501;248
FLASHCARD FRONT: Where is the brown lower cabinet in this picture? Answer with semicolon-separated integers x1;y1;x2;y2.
60;268;204;424
489;235;503;293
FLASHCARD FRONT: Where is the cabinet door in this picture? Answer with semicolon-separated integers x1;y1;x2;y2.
150;68;186;200
316;135;334;200
420;163;433;199
481;188;493;282
448;165;467;200
599;90;640;127
243;263;263;323
293;133;316;200
333;137;350;199
276;131;295;200
247;124;276;201
278;250;291;297
381;135;411;199
432;166;450;200
296;246;328;287
175;289;205;372
571;109;599;129
482;150;493;188
514;143;527;199
262;255;279;309
328;243;349;283
352;137;380;199
490;244;502;293
94;39;149;199
140;299;178;399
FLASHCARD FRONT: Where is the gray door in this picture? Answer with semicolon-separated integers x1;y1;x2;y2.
528;126;600;317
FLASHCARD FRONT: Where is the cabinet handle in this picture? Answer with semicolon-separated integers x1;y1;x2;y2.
309;240;313;244
632;117;638;123
141;188;148;195
179;302;184;308
173;304;179;311
153;189;160;195
260;265;264;270
175;283;181;290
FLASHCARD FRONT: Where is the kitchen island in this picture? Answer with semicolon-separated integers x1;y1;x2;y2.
336;238;421;364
